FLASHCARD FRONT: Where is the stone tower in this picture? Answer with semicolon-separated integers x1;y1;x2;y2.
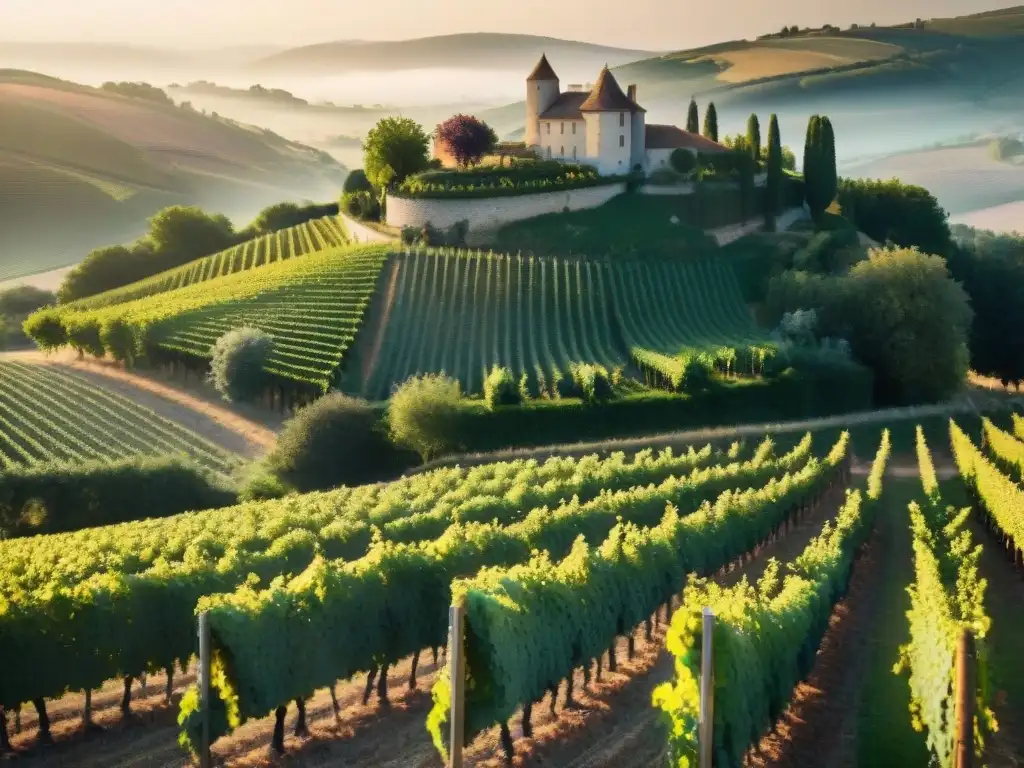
525;54;560;149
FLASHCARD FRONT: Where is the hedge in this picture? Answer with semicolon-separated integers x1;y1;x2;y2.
0;455;238;538
447;365;872;454
394;173;626;200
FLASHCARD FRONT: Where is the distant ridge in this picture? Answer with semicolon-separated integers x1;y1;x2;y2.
250;32;660;75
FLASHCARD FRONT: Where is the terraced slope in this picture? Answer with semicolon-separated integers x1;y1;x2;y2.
67;215;349;311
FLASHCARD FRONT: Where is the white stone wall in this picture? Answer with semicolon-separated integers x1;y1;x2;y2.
385;182;627;231
538;119;586;162
339;211;397;243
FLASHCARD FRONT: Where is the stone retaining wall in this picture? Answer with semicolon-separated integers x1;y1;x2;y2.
385;182;626;232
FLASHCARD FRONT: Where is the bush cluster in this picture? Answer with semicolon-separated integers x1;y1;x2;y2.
0;455;236;538
396;162;624;199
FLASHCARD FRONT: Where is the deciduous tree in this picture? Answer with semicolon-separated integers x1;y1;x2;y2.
435;114;498;167
363;116;430;190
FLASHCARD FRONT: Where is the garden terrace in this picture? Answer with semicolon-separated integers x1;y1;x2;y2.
395;161;625;199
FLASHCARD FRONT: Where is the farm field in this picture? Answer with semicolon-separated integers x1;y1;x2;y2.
4;415;1024;765
360;250;764;399
42;242;390;394
0;359;236;475
67;214;350;311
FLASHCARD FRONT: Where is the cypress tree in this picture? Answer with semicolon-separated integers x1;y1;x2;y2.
803;115;824;219
746;114;762;169
687;98;700;134
820;116;838;212
765;114;783;227
703;102;719;143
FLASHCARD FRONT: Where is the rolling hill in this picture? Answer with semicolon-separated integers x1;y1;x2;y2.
249;32;659;76
0;70;347;283
481;6;1024;142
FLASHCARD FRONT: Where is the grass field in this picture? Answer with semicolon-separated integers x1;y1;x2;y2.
487;192;734;258
0;360;235;475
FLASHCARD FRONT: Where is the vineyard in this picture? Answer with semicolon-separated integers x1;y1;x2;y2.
0;360;234;474
3;416;1024;765
63;214;350;312
360;250;768;399
34;243;390;394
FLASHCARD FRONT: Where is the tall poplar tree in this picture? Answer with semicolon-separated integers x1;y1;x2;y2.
703;102;719;143
746;114;762;169
687;98;700;134
765;113;783;227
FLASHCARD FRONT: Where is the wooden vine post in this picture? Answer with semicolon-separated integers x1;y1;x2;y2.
699;607;715;768
197;612;212;768
954;628;975;768
448;602;467;768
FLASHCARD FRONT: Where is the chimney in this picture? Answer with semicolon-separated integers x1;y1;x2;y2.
627;84;637;102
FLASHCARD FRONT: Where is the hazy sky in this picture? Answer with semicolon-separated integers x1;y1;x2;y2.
0;0;1014;51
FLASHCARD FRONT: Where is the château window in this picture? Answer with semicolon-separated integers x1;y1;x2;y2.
572;122;576;135
619;135;625;148
560;122;564;134
620;112;625;127
573;146;577;159
547;122;551;134
560;146;564;157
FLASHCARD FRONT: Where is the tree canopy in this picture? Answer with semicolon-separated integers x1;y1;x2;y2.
435;114;498;167
764;113;783;225
765;246;971;405
746;114;762;169
363;116;430;190
837;178;951;257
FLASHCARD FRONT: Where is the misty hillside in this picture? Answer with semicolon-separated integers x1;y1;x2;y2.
249;33;659;75
0;69;345;282
0;42;288;74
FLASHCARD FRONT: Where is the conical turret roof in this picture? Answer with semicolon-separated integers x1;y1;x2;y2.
579;66;644;113
527;53;559;82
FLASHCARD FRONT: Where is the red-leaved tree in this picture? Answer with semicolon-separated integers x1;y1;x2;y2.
436;114;498;167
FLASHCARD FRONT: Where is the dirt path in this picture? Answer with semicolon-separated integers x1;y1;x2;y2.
0;350;280;459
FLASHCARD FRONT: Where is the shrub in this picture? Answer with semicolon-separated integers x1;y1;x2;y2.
208;327;273;402
483;366;521;410
680;355;714;393
387;374;464;461
65;316;105;357
0;286;54;317
435;114;498;167
341;190;380;221
670;149;697;175
0;455;236;538
263;393;400;491
248;201;339;235
343;169;374;195
570;363;613;403
22;308;67;350
99;317;138;362
837;178;951;257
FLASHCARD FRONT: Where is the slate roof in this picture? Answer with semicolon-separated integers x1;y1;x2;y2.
578;66;645;113
527;54;559;82
644;124;728;153
538;91;588;120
